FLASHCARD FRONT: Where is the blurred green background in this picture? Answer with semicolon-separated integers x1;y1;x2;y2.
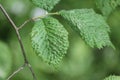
0;0;120;80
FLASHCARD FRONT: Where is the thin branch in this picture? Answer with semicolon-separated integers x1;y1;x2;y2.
7;64;26;80
18;18;33;30
27;63;37;80
0;4;17;30
18;12;59;30
0;4;27;63
0;4;37;80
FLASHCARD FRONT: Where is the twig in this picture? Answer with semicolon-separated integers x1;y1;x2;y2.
18;12;59;30
7;64;26;80
27;63;36;79
0;4;37;80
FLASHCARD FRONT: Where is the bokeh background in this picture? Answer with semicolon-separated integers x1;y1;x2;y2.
0;0;120;80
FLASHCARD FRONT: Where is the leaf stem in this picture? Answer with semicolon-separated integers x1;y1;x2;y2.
18;12;59;30
0;4;37;80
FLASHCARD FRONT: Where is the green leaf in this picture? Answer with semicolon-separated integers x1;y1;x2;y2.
96;0;120;17
104;75;120;80
59;9;113;49
30;0;60;11
0;41;12;80
31;17;69;65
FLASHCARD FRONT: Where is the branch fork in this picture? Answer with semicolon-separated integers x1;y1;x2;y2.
0;3;59;80
0;4;37;80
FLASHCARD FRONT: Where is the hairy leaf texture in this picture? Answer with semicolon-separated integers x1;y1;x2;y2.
104;75;120;80
31;17;69;65
96;0;120;17
59;9;113;49
0;41;12;80
30;0;60;11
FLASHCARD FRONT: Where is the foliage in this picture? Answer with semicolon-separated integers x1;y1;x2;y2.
96;0;120;17
31;17;69;65
0;0;120;80
30;0;60;11
59;9;113;48
104;75;120;80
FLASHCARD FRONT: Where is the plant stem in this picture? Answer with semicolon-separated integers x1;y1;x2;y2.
0;4;37;80
18;12;59;30
0;4;27;63
7;64;26;80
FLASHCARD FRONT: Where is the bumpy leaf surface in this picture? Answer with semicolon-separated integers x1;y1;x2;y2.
31;17;69;65
96;0;120;17
30;0;60;11
59;9;113;48
104;75;120;80
0;41;12;80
